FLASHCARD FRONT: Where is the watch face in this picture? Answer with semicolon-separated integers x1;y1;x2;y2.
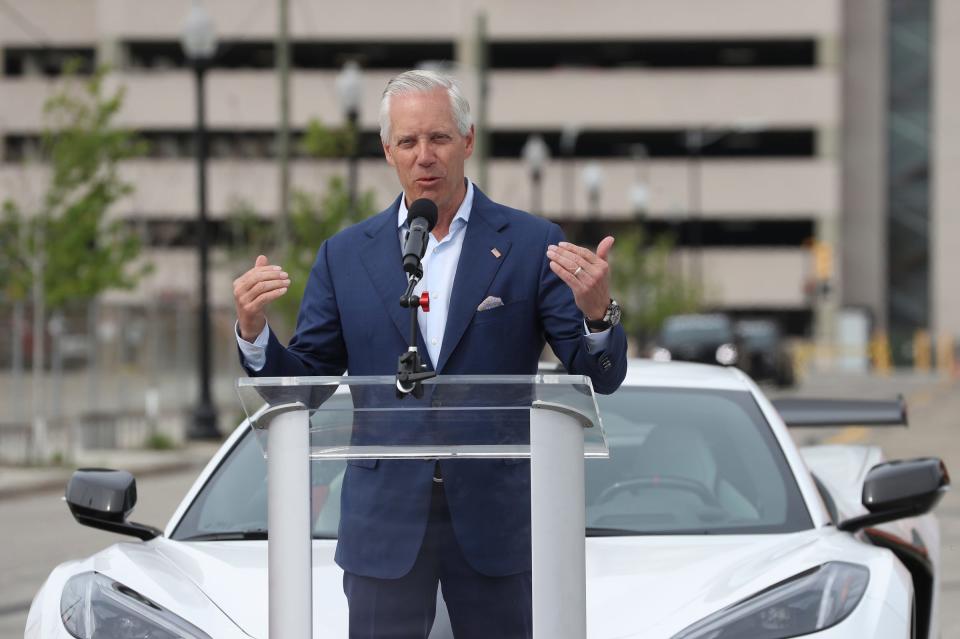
607;300;621;325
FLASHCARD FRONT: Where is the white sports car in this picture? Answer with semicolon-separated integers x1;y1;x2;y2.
26;360;948;638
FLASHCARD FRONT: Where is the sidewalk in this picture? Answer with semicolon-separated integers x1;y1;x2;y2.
0;441;222;500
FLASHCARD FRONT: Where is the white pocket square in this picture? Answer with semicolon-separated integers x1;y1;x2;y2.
477;296;504;312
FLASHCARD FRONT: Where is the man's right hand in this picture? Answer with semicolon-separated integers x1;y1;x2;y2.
234;255;290;342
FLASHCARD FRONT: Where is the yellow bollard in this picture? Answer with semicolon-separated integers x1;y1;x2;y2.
870;331;892;376
937;334;956;378
793;341;814;380
914;330;932;373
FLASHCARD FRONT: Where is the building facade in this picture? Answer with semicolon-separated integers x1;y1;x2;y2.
0;0;953;349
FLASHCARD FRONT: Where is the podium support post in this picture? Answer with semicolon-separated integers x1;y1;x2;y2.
267;408;312;638
530;404;587;639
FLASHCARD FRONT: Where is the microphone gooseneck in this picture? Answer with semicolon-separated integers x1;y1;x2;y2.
396;198;439;398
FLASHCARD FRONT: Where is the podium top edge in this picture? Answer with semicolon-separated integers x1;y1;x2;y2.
236;374;594;389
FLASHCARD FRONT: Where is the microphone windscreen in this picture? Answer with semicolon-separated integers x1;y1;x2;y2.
407;198;438;231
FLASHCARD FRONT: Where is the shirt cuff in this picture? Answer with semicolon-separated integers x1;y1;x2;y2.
236;321;269;372
582;321;612;354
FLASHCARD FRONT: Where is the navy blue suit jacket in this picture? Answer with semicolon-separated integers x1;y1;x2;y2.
243;187;627;578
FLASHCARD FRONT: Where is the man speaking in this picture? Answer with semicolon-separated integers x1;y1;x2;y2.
233;70;627;638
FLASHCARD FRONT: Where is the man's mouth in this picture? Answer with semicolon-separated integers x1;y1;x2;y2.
416;177;442;186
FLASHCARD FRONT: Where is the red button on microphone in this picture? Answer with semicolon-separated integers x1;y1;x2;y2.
419;292;430;312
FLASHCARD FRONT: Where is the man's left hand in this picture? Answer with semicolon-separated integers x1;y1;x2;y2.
546;236;615;325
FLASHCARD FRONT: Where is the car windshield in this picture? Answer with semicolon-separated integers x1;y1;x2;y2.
172;387;810;541
660;316;733;346
737;321;780;349
586;387;810;534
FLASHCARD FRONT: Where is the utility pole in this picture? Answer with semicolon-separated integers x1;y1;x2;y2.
30;216;46;462
11;217;27;425
457;9;488;189
813;216;840;370
276;0;291;258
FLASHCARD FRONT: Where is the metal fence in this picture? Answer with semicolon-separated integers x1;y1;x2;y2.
0;299;248;464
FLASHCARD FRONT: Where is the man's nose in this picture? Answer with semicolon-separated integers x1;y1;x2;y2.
416;140;437;165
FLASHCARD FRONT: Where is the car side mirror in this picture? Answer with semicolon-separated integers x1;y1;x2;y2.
838;458;950;533
65;469;161;541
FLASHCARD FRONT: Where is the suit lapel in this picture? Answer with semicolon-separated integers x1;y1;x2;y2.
437;191;511;373
360;197;413;346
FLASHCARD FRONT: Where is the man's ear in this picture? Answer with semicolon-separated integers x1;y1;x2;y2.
382;142;396;167
463;125;476;160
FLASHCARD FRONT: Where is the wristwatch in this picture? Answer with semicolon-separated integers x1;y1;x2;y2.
586;299;621;331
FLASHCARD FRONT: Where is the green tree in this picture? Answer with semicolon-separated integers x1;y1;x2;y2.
609;227;702;347
0;201;29;304
271;176;374;328
2;65;150;311
225;117;375;333
1;64;149;460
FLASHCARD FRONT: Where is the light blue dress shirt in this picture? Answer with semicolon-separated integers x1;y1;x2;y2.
237;181;609;370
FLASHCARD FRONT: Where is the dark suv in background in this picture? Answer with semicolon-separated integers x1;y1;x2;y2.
734;318;795;388
649;314;752;375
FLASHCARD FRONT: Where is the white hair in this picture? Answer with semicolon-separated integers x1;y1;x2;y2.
378;69;472;144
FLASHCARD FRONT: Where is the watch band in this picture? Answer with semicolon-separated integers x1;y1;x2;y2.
585;317;612;331
586;298;620;331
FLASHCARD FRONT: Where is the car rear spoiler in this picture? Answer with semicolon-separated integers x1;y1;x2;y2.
771;396;908;427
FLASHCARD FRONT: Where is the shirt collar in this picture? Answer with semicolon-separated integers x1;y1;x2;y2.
397;180;474;230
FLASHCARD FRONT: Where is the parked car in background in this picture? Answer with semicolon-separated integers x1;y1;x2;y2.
735;318;796;388
649;313;751;375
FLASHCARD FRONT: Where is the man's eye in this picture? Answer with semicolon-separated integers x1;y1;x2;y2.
432;134;451;142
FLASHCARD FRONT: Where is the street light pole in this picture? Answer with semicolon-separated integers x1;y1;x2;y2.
582;162;603;247
347;108;359;214
522;134;549;216
182;1;219;440
629;143;649;240
684;123;765;291
686;129;704;290
336;61;363;216
560;124;579;217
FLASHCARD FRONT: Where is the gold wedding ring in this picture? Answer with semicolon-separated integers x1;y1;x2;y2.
574;266;583;276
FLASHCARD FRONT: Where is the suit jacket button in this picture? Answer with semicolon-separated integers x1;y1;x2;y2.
599;354;612;371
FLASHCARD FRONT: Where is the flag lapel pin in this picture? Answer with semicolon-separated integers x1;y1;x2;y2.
491;247;502;259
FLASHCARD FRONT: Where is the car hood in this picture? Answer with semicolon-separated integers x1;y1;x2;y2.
148;528;870;639
586;529;870;637
153;539;346;638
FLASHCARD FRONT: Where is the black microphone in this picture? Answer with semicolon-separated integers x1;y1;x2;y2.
402;198;438;276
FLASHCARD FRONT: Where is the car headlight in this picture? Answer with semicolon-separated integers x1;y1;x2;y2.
60;571;211;639
652;347;672;362
672;562;869;639
715;343;738;366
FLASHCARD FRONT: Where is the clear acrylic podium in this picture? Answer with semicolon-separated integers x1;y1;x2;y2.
237;374;608;639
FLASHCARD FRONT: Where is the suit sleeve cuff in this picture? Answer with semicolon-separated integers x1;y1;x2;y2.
582;320;612;354
236;321;269;372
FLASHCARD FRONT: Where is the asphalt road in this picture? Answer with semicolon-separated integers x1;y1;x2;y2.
2;371;957;638
0;469;200;637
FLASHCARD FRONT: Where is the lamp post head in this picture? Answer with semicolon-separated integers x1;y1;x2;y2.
336;60;364;117
181;0;217;62
560;124;580;156
582;162;603;195
630;182;649;216
522;134;550;176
